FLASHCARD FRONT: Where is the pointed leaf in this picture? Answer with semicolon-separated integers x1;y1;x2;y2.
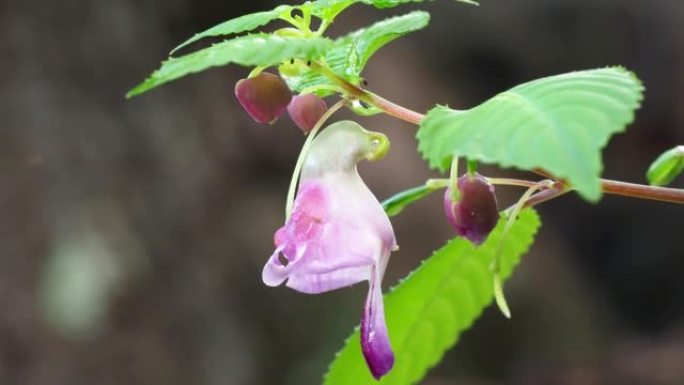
170;5;292;55
646;145;684;186
311;0;358;20
282;11;430;95
324;209;541;385
310;0;477;16
128;34;331;98
347;11;430;73
418;67;644;201
382;185;436;217
361;0;478;9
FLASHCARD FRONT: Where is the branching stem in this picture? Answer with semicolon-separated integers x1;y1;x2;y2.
311;61;684;206
487;178;540;188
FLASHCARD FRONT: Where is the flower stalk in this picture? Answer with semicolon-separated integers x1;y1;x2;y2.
311;61;684;206
285;99;346;219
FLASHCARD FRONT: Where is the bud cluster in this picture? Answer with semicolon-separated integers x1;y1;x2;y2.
234;72;327;133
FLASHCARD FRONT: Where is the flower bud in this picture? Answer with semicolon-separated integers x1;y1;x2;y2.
234;72;292;124
287;94;327;133
444;173;499;245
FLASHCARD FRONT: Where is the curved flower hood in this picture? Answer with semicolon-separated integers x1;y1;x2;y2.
263;120;397;379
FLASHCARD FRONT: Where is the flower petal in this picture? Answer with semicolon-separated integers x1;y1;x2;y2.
262;244;302;287
286;222;379;293
360;268;394;380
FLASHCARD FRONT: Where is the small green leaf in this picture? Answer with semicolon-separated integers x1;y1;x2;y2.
646;145;684;186
311;0;478;17
418;67;644;201
324;209;541;385
346;11;430;74
170;5;292;55
361;0;478;9
382;185;436;217
282;11;430;95
128;34;332;98
311;0;358;21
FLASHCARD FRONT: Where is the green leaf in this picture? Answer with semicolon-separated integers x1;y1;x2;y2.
168;0;477;56
418;67;644;201
382;185;436;217
646;145;684;186
346;11;430;74
361;0;478;9
127;34;332;98
311;0;358;21
324;209;541;385
311;0;478;17
282;11;430;94
170;5;292;55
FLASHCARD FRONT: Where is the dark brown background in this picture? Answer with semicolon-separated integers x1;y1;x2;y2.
2;0;684;384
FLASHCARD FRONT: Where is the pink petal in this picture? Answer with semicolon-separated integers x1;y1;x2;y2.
287;265;371;294
262;245;300;287
265;180;389;294
285;221;379;293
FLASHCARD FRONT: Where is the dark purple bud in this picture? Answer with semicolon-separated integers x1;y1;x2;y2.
444;173;499;245
234;72;292;124
287;93;327;133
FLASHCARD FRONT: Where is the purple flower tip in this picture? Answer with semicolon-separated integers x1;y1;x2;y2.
234;72;292;124
361;280;394;380
444;173;499;245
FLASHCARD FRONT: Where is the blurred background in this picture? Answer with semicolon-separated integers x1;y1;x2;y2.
2;0;684;384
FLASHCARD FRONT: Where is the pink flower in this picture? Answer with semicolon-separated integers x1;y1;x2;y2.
262;121;397;379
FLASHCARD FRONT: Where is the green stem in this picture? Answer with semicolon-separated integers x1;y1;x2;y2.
492;180;551;319
466;159;478;176
449;158;459;183
280;10;312;35
315;19;332;36
487;178;539;188
248;66;266;78
299;84;341;95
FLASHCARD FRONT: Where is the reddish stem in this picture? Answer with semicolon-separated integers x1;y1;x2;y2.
368;93;424;125
600;179;684;204
315;63;684;205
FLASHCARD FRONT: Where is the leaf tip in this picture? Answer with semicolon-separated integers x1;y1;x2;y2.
169;41;191;56
125;86;142;99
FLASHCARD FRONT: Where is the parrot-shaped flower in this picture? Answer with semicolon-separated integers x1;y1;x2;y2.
262;120;397;379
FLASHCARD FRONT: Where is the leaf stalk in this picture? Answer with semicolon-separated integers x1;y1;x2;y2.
311;63;684;206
